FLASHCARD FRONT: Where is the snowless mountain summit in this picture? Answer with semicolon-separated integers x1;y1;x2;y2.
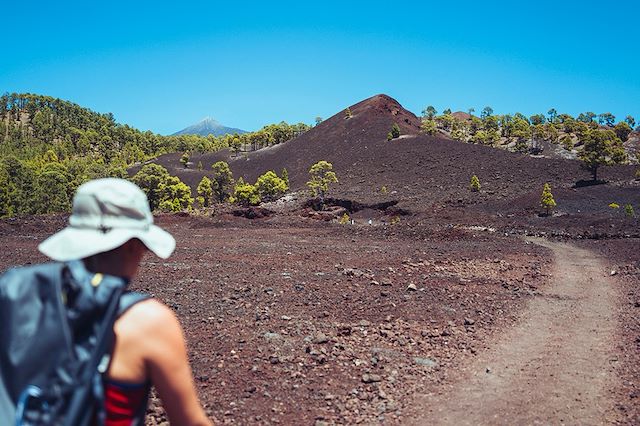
172;117;247;137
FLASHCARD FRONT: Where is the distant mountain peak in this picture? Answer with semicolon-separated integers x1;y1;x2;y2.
172;117;247;137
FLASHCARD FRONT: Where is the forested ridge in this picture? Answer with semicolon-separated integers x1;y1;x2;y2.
0;93;310;217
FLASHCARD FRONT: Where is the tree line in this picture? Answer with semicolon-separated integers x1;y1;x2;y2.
0;93;310;217
130;159;337;213
420;105;634;180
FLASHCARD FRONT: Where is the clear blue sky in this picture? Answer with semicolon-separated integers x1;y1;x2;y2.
2;1;638;134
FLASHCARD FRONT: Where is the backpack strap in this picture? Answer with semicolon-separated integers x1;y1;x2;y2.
118;292;150;317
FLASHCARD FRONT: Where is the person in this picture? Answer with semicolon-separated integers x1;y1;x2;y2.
37;178;212;426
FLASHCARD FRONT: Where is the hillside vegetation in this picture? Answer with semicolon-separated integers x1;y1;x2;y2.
0;93;309;216
1;92;637;219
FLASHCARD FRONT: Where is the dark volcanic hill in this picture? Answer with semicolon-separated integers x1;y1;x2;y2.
151;94;638;219
172;117;247;136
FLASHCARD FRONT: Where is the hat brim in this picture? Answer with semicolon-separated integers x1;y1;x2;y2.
38;225;176;261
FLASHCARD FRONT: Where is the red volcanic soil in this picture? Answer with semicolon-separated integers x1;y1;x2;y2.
0;214;552;424
3;95;639;424
1;212;638;424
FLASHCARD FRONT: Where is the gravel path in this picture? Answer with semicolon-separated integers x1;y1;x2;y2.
412;238;621;425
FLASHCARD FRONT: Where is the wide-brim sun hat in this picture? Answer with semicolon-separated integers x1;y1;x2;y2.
39;178;176;261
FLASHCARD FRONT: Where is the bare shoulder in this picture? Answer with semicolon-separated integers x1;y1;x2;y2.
117;298;182;338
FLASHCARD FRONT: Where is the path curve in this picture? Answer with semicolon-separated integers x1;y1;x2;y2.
411;238;621;425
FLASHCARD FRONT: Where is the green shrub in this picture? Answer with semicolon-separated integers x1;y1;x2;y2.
624;204;635;217
255;170;287;202
390;123;400;139
196;176;213;207
560;134;574;150
608;202;620;209
180;152;190;168
233;177;260;206
421;119;437;135
470;175;481;192
540;183;556;216
339;213;350;224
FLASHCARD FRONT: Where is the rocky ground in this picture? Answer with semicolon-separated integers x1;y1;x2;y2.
0;213;547;424
1;210;637;425
574;238;640;425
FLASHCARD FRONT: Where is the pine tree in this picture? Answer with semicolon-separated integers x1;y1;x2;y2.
540;183;556;216
390;123;400;139
624;204;635;218
470;175;481;192
197;176;213;207
233;177;261;206
306;160;338;207
180;152;190;168
255;171;287;202
211;161;235;203
281;168;289;189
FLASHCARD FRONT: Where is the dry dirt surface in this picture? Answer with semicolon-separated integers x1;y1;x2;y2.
0;214;549;424
0;214;638;425
410;238;623;425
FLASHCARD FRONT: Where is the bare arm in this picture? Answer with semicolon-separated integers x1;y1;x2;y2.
139;300;213;425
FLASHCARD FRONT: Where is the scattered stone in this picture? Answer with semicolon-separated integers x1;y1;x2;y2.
362;373;382;383
610;270;617;276
464;318;476;326
312;333;330;344
281;315;292;320
263;332;281;341
337;325;352;336
486;367;491;373
406;283;418;291
414;357;438;368
359;320;371;327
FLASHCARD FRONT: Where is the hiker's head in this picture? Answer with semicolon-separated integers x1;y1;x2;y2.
39;178;175;274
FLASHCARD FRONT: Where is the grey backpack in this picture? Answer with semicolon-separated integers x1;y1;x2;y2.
0;260;148;426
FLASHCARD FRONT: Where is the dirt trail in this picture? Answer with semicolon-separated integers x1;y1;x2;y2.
411;238;621;425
